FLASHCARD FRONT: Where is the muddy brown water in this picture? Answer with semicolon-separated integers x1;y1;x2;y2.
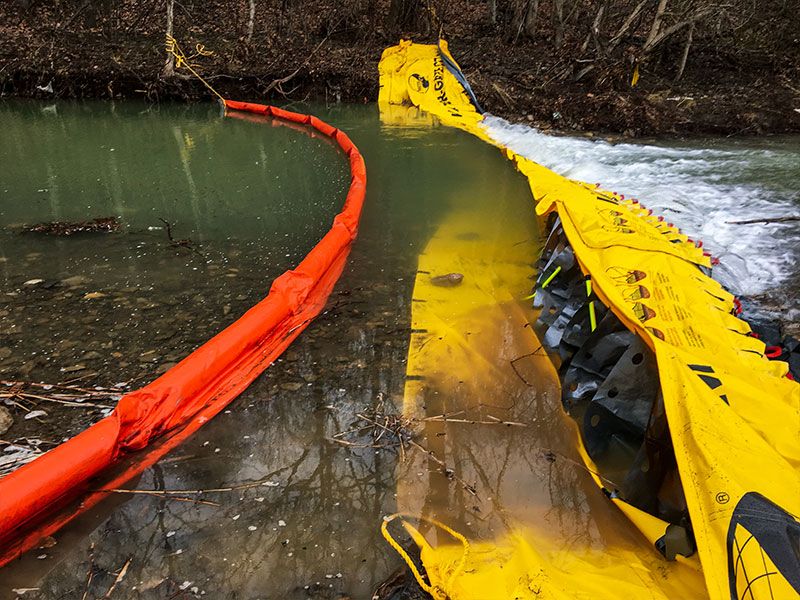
0;100;796;599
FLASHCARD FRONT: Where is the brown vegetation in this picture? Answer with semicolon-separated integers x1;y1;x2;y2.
1;0;799;134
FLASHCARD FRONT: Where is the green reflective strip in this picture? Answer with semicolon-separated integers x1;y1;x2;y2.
541;265;562;289
585;278;592;296
589;300;597;332
522;291;536;300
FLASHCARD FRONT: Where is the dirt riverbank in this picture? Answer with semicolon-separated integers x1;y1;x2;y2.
2;0;799;136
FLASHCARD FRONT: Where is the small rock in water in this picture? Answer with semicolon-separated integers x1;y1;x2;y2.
61;275;90;287
23;279;44;286
0;407;13;435
155;361;178;375
0;347;11;360
24;410;47;420
430;273;464;287
280;382;303;392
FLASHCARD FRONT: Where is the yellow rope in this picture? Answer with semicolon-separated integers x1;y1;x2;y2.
381;512;471;599
165;34;225;103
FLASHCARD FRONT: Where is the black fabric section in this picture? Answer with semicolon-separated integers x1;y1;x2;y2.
437;41;484;113
727;492;800;597
698;374;723;390
534;219;693;556
688;364;715;373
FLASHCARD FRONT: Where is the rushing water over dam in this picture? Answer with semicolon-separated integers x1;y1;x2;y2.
484;117;800;299
0;100;798;598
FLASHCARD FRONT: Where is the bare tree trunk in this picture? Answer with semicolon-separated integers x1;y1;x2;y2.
524;0;540;38
388;0;424;31
162;0;175;78
674;20;694;81
608;0;648;52
246;0;255;44
645;0;668;49
488;0;497;25
590;3;605;55
552;0;565;49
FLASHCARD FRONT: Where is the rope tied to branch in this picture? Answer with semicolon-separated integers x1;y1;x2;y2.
164;34;224;103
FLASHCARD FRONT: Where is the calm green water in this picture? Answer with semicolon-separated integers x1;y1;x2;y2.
0;100;797;599
0;100;547;599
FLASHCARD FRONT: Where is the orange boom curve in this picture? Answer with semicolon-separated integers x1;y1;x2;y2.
0;99;367;567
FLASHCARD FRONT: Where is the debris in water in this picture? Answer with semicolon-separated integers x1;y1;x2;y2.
1;441;44;477
61;275;90;287
19;216;120;236
430;272;464;287
24;410;47;420
158;218;205;258
37;536;57;549
0;407;12;435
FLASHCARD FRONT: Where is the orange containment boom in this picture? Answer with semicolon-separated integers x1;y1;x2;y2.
0;99;367;567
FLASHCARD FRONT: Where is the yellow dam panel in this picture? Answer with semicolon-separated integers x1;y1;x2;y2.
379;40;800;600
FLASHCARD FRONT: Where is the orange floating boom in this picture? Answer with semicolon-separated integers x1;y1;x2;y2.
0;99;367;567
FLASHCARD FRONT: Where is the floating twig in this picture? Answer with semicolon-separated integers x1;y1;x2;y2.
158;218;205;258
103;557;131;598
81;542;96;600
0;392;113;409
100;489;219;506
509;345;546;387
99;473;286;499
420;414;528;427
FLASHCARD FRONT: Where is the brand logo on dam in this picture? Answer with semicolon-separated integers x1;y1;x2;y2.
409;73;429;93
727;491;800;599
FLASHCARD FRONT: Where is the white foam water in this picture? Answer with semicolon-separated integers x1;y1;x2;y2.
483;116;800;297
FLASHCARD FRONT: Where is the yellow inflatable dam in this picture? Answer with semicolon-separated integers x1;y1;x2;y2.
378;40;800;600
